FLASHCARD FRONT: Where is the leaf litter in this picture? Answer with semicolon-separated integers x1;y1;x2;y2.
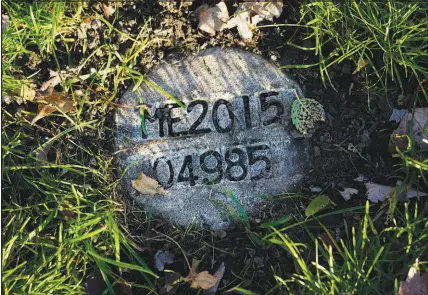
40;69;62;92
365;182;427;203
229;1;283;39
184;259;217;290
100;3;116;20
203;263;225;295
197;1;283;39
20;84;36;102
353;175;427;203
198;2;230;36
339;188;359;201
389;108;428;149
305;195;330;217
154;250;174;271
31;91;75;124
396;259;428;295
131;172;168;197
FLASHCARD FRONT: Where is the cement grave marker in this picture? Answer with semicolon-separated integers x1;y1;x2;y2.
115;47;310;229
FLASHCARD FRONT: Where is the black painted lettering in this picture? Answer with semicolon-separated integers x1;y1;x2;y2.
200;150;223;184
187;100;211;135
212;99;235;133
242;95;252;129
141;107;168;138
167;104;188;137
153;157;174;188
259;91;284;126
225;147;247;181
247;144;271;180
177;155;198;186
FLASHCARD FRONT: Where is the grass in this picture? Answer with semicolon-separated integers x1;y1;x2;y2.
284;0;428;102
2;1;158;294
1;1;428;294
1;115;157;294
228;200;427;295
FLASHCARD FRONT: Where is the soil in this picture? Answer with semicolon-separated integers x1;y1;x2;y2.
4;1;427;294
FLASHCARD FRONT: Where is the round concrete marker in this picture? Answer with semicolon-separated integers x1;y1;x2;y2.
115;47;310;230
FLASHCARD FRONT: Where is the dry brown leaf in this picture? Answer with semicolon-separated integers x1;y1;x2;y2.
229;1;283;39
20;84;36;102
203;263;225;295
365;182;427;203
338;188;358;201
396;259;428;295
190;272;217;289
198;2;230;36
36;142;53;162
131;172;168;197
101;3;115;19
185;259;217;290
40;69;61;92
31;91;74;124
395;108;428;149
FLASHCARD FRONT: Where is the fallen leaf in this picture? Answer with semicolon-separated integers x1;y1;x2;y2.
228;3;253;39
198;2;229;36
229;1;283;39
338;188;358;201
36;142;53;162
291;98;325;135
40;69;61;92
393;108;428;148
251;1;283;22
20;84;36;102
101;3;115;19
365;182;427;203
354;175;369;182
310;186;322;193
77;18;92;40
396;258;428;295
389;109;409;123
154;250;174;271
190;271;217;289
203;263;225;295
131;172;168;197
31;91;74;124
305;195;330;217
185;259;217;290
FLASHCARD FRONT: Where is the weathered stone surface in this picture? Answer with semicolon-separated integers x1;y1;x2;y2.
115;47;310;230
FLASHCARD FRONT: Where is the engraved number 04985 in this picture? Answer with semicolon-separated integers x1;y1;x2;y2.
152;144;271;188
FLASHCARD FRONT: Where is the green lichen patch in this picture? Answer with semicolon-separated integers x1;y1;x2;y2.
291;98;325;135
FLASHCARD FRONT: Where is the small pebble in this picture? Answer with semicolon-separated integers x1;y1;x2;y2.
310;186;322;193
